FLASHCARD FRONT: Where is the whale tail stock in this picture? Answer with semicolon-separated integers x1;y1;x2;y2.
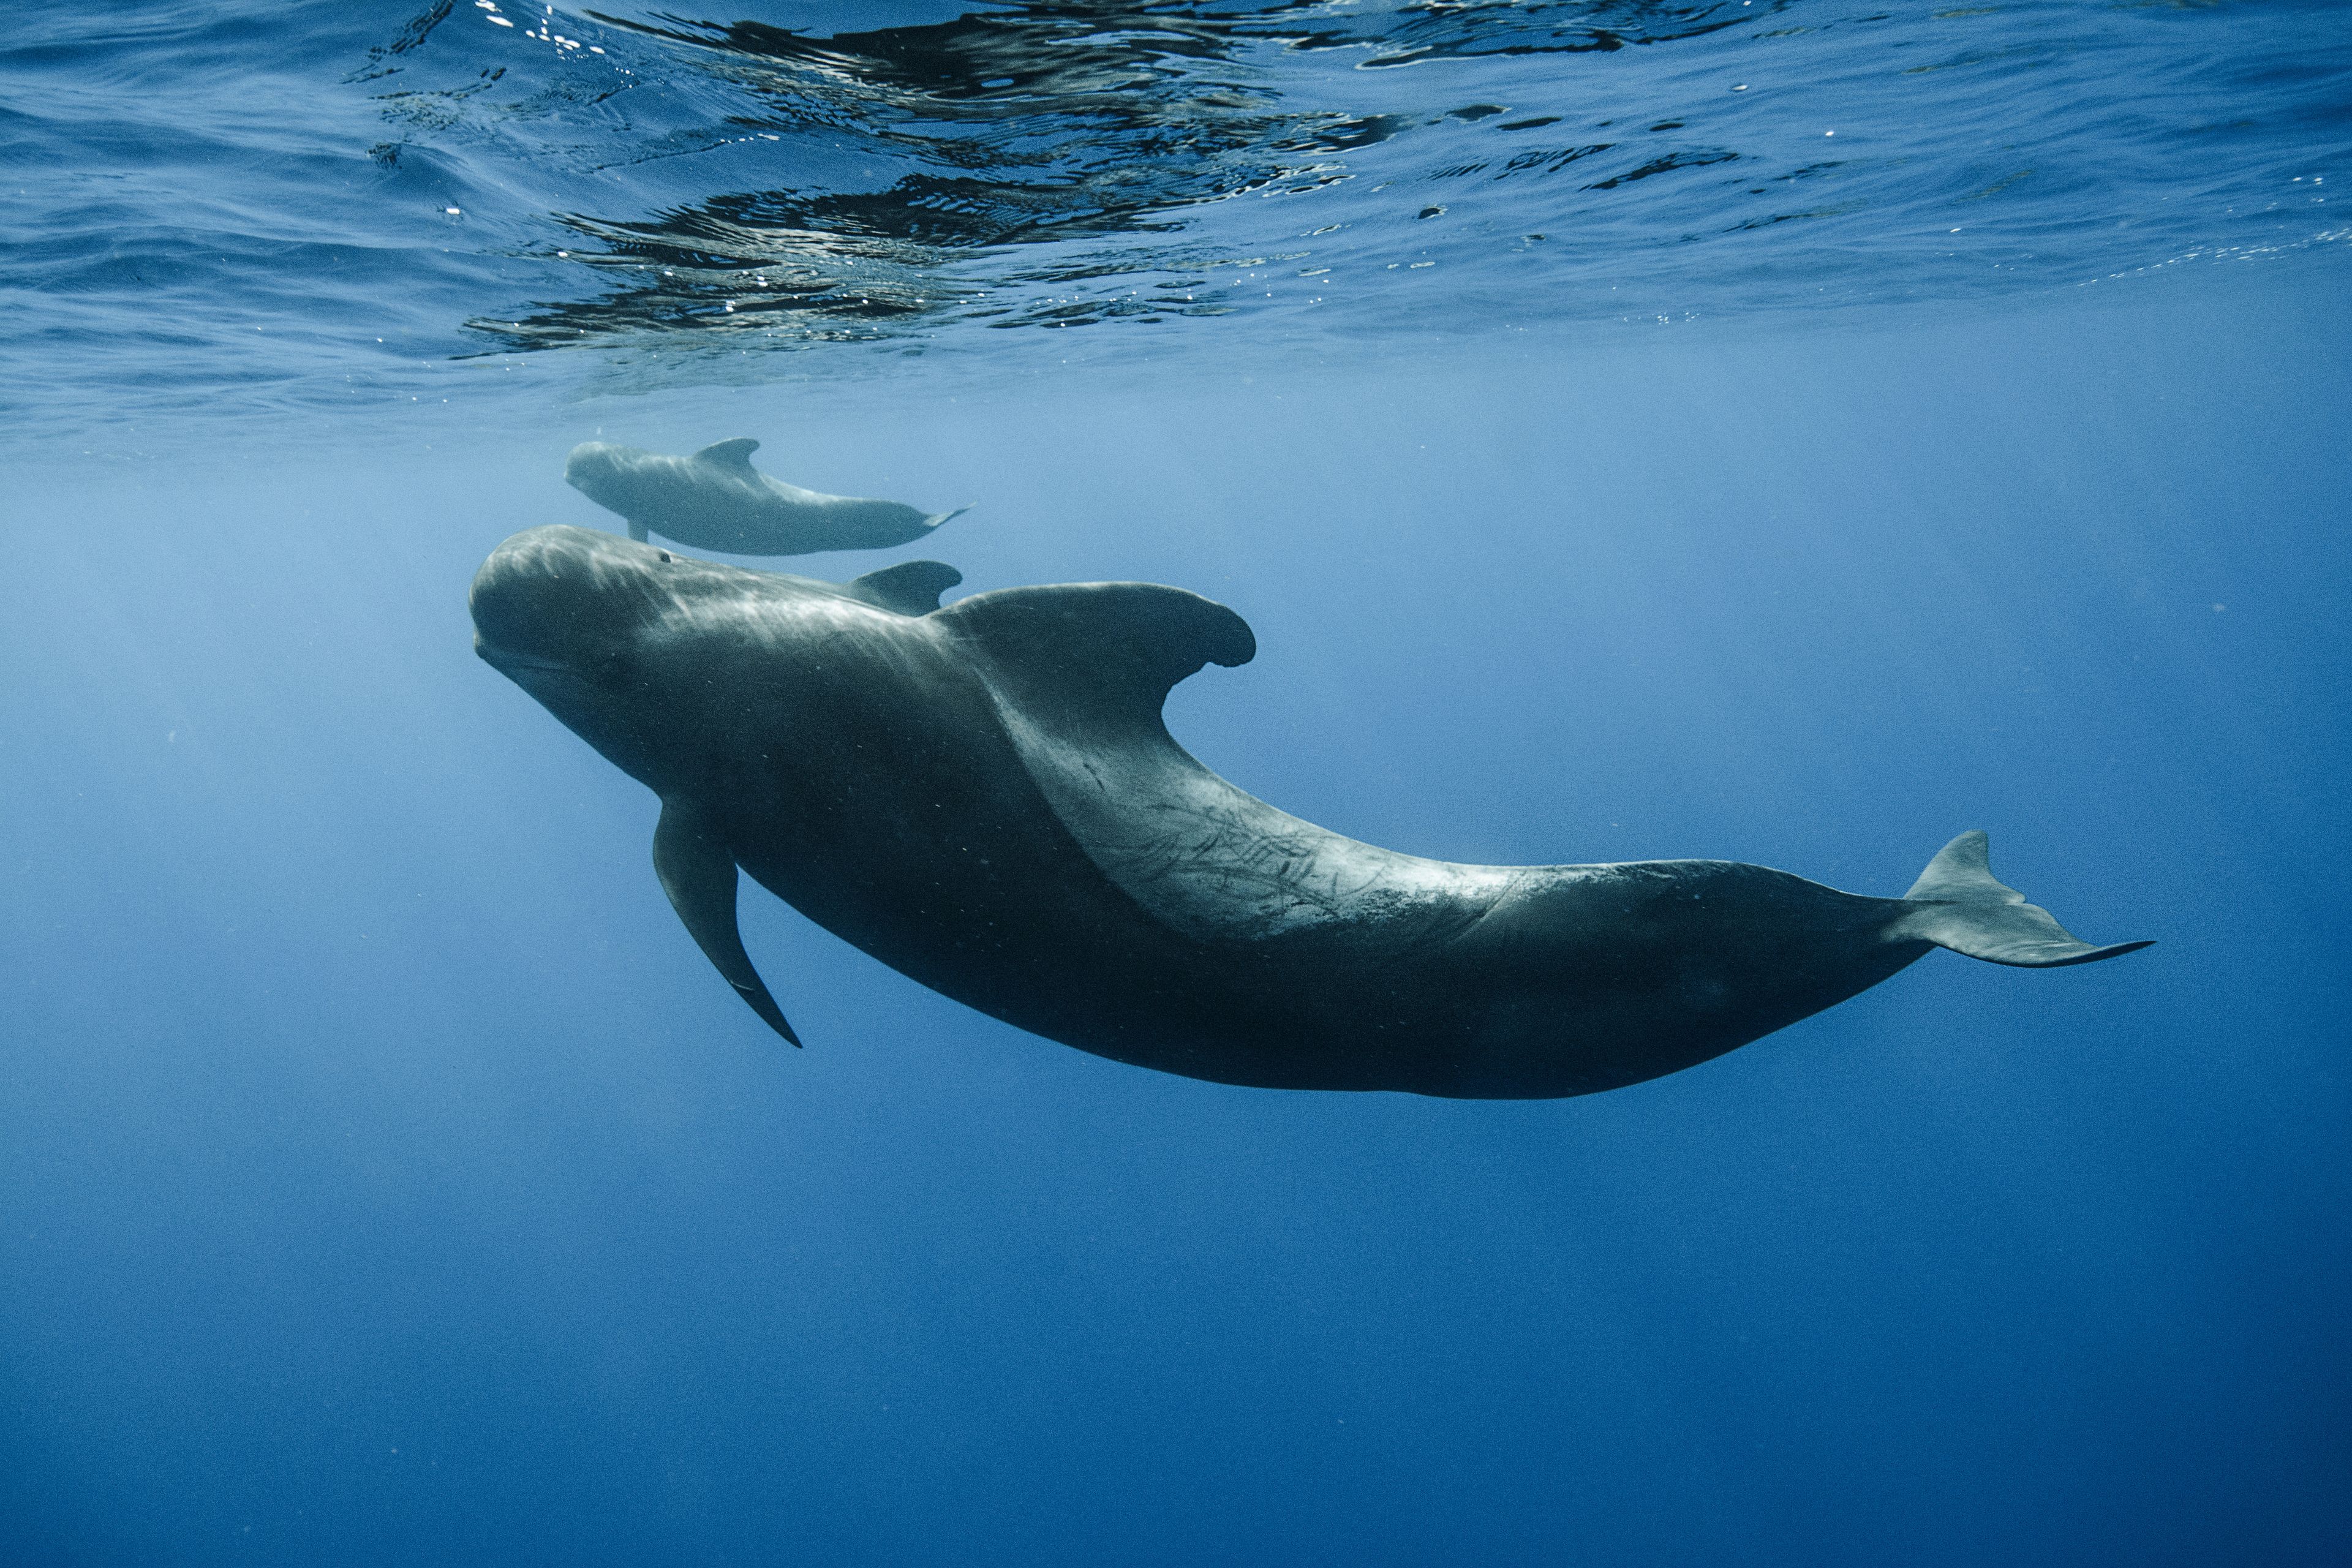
1888;830;2152;967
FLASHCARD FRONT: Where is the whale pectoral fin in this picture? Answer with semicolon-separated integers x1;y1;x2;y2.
937;582;1256;734
1887;831;2152;967
693;437;761;472
652;798;802;1046
846;559;963;616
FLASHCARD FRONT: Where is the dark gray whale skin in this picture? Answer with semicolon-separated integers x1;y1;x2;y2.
470;525;2148;1099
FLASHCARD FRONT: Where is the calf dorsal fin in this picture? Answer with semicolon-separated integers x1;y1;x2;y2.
694;437;761;471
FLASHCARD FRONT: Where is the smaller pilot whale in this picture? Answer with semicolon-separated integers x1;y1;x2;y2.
565;437;969;556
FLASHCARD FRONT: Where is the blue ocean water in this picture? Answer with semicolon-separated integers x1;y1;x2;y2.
3;1;2350;1564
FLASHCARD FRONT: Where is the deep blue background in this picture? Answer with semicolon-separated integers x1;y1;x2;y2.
4;273;2348;1564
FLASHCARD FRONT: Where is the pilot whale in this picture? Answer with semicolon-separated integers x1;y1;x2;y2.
565;437;969;555
469;525;2149;1099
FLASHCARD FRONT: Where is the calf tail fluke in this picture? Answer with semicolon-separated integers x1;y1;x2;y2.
1890;831;2152;967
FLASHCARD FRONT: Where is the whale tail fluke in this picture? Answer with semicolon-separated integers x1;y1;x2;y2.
1889;831;2152;967
924;505;973;532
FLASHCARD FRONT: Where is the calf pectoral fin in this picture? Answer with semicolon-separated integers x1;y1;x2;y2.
652;798;802;1045
1888;830;2152;967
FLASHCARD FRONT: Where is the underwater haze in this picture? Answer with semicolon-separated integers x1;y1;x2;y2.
4;1;2350;1564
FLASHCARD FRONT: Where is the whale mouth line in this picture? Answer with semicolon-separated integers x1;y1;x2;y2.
473;636;573;678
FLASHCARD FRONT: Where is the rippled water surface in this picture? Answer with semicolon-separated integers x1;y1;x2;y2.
3;0;2346;430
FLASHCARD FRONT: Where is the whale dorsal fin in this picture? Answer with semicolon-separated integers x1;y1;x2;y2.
938;582;1255;734
695;437;761;471
845;559;963;616
938;582;1382;948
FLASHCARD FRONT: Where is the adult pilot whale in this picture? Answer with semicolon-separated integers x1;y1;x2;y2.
469;525;2149;1099
565;437;969;554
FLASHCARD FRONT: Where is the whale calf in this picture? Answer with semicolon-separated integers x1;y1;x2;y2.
470;525;2149;1099
564;437;968;555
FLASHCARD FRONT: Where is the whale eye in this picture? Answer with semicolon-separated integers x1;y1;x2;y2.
658;551;673;563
